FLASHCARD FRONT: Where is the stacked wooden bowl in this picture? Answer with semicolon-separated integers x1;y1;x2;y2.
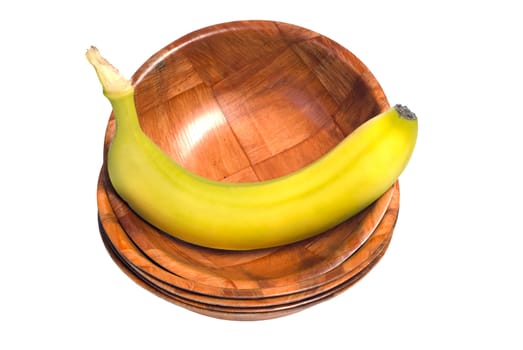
96;20;400;321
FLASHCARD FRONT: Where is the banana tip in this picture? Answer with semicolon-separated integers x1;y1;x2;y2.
394;104;417;120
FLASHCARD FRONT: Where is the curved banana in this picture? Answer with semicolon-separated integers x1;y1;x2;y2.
87;46;418;250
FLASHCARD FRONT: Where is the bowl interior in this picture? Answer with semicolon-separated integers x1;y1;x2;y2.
103;20;388;182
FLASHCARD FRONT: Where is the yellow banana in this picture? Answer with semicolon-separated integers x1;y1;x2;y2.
87;46;418;250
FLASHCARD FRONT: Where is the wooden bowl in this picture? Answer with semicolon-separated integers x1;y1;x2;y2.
97;20;395;319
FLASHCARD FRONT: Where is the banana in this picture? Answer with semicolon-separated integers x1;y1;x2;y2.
87;46;418;250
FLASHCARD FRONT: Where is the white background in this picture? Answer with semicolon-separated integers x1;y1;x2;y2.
2;0;522;349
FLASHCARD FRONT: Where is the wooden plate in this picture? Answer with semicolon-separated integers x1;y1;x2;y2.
99;187;397;320
100;183;399;310
101;232;392;321
98;169;396;298
98;174;398;305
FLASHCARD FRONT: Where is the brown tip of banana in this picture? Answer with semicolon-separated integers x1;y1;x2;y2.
394;104;417;121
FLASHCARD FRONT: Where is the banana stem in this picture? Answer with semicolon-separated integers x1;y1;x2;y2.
86;46;134;99
87;46;142;133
